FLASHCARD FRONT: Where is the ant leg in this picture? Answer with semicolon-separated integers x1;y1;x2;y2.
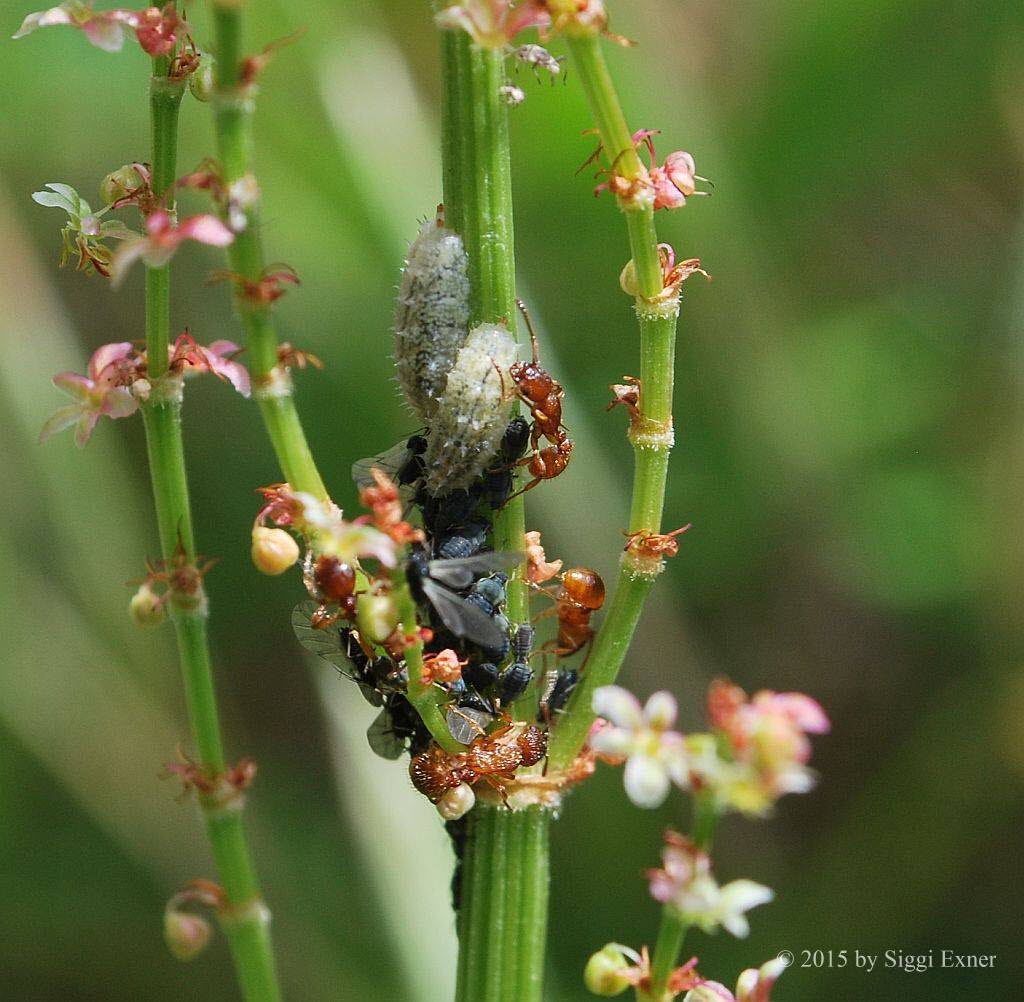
483;775;511;808
504;476;542;504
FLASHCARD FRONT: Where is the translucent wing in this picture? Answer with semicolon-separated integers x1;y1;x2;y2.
366;708;406;760
426;551;523;590
291;601;383;706
422;580;509;649
351;438;416;490
291;601;351;671
446;705;493;744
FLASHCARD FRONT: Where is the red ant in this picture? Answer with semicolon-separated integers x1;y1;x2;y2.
505;299;574;498
409;720;548;805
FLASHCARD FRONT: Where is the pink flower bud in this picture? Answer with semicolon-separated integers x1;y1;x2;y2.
163;908;211;961
250;527;299;576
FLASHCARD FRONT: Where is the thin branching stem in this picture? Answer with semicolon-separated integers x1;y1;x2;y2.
547;28;683;771
141;56;281;1002
208;2;326;499
641;795;720;1000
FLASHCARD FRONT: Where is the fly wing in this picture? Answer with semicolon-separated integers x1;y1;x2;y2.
422;580;509;649
351;439;415;490
446;705;493;744
426;551;523;590
291;601;350;670
291;601;383;705
366;708;406;760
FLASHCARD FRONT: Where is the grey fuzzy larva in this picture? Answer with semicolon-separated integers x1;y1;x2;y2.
424;322;518;496
394;211;470;420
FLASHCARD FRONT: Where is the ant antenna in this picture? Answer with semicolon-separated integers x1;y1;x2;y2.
515;298;540;364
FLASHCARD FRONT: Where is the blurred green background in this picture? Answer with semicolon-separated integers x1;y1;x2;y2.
3;0;1024;998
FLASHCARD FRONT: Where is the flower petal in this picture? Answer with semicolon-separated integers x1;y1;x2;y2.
176;213;234;247
51;371;92;400
592;685;644;730
39;403;84;443
74;410;101;448
623;753;670;809
81;17;127;50
717;879;773;938
108;237;149;287
588;726;633;759
103;387;139;420
88;341;134;380
644;690;679;730
13;5;72;39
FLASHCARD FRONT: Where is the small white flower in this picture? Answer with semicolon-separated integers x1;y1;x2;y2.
591;685;687;808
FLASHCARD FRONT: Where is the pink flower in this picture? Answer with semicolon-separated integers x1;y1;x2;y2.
40;342;138;446
132;3;186;57
647;831;773;938
650;151;698;210
13;1;137;51
169;334;250;397
707;680;829;810
13;1;191;56
109;209;233;287
436;0;550;48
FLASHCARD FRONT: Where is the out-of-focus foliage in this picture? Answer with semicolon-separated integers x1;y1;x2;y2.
3;0;1024;999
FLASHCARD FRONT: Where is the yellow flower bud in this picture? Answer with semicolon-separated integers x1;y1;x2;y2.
583;944;632;996
129;582;165;627
251;526;300;576
100;164;145;206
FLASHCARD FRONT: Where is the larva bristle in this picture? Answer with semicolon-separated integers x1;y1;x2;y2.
393;215;470;421
424;322;518;496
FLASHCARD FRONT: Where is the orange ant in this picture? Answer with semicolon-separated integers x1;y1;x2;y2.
532;567;606;663
409;720;548;805
505;300;574;499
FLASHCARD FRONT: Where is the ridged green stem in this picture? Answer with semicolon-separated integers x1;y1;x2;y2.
208;2;326;499
441;33;528;635
439;26;547;1002
547;31;682;771
393;572;464;754
641;795;720;1001
142;59;281;1002
455;806;551;1002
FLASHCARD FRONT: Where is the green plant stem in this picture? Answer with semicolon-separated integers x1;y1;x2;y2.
641;795;720;1001
208;2;326;499
441;34;528;635
439;27;547;1002
142;59;281;1002
393;573;463;753
455;806;551;1002
547;32;681;771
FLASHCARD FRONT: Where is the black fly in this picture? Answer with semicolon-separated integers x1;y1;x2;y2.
406;548;520;650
